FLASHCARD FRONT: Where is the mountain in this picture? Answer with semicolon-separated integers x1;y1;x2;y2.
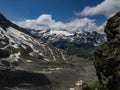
0;13;98;90
0;13;66;68
94;12;120;90
27;28;106;48
26;28;106;59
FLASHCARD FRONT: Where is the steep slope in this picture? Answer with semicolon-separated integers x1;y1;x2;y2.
94;12;120;90
0;13;66;71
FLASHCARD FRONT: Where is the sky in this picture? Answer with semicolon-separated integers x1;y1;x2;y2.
0;0;120;33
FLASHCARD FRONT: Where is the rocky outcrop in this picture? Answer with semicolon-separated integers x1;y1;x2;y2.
94;12;120;90
0;49;10;58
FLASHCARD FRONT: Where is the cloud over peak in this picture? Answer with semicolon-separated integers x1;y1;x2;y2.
36;14;54;24
77;0;120;18
15;14;104;33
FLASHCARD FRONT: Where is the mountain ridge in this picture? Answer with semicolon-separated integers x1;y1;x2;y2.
0;13;67;71
29;29;106;59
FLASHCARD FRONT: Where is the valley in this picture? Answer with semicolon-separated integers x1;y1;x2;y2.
0;13;98;90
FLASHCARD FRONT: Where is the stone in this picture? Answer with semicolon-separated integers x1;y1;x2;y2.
0;49;10;58
94;12;120;90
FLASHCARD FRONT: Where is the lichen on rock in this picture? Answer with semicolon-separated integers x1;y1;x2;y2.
94;12;120;90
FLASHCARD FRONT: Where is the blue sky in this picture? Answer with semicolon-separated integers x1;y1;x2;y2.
0;0;120;32
0;0;103;21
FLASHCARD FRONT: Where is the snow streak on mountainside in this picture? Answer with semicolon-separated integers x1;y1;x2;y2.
0;13;99;90
25;28;106;59
0;13;66;70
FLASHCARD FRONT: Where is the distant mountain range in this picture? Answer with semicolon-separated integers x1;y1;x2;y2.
0;13;98;90
26;28;106;59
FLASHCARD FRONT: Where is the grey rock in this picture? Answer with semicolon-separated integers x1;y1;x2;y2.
94;12;120;90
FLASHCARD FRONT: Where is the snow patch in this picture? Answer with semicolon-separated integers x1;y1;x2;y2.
29;52;34;56
21;45;27;49
7;27;28;41
44;58;50;61
48;47;56;61
9;52;21;62
26;60;32;63
49;30;73;36
11;44;18;49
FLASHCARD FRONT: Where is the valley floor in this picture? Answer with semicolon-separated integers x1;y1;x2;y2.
0;59;98;90
0;49;98;90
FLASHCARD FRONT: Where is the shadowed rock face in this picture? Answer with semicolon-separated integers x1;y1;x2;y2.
0;70;52;90
0;49;10;58
94;12;120;90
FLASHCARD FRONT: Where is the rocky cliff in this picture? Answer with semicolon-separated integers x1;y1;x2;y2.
94;12;120;90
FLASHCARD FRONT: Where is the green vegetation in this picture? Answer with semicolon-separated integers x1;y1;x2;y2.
51;41;97;60
66;47;95;60
83;83;104;90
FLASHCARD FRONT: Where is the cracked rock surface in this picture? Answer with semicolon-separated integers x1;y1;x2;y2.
94;12;120;90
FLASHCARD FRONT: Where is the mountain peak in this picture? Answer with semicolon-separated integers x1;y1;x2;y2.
0;13;11;29
0;13;66;71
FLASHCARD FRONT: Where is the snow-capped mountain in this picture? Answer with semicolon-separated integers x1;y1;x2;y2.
28;29;106;48
0;12;106;62
26;27;106;59
0;13;66;70
0;13;98;90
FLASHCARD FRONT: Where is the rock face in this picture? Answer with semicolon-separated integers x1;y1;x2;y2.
94;12;120;90
0;13;98;90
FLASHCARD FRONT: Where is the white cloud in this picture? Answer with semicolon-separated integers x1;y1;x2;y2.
36;14;54;25
62;18;96;31
77;0;120;18
15;14;104;33
16;14;63;30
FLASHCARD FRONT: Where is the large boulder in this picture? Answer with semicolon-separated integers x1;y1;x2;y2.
94;12;120;90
